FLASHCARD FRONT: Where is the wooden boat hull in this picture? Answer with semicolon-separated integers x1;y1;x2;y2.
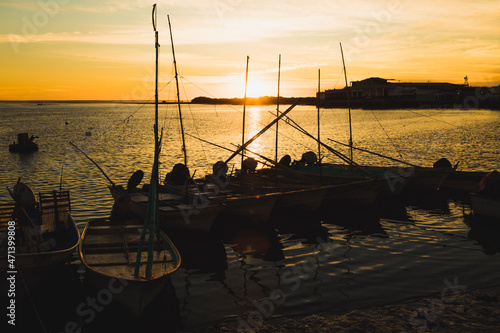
253;169;389;206
8;143;38;153
470;193;500;220
81;261;170;317
110;186;223;233
225;175;328;212
0;213;80;292
79;219;181;318
288;164;408;197
323;179;386;206
274;186;328;211
441;171;487;192
291;164;453;194
157;203;223;233
403;167;454;192
216;192;280;223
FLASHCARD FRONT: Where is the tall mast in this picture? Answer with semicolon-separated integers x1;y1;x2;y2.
275;54;281;164
340;42;353;169
168;15;187;167
317;68;322;180
153;8;159;158
136;3;159;278
241;56;249;189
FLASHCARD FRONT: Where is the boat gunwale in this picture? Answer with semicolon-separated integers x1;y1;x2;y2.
0;213;80;268
79;218;181;283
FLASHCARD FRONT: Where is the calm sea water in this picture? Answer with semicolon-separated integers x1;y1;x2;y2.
1;102;500;332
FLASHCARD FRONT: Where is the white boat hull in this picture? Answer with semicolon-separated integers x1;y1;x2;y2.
470;193;500;219
0;207;80;293
110;187;223;233
216;192;280;223
274;186;328;211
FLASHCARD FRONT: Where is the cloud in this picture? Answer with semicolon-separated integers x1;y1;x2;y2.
1;0;500;100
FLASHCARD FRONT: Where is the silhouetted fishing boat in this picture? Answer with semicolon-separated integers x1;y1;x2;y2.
470;170;500;220
203;185;281;223
109;184;223;233
79;218;180;317
470;194;500;220
9;133;38;153
279;44;454;195
0;181;79;292
290;155;452;194
79;5;181;318
441;170;488;192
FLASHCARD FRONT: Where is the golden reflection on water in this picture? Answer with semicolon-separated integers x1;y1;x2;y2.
242;106;274;165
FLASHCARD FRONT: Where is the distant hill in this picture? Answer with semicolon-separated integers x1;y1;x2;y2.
191;96;316;105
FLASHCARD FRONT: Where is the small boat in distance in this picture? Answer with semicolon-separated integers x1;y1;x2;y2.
0;181;80;292
9;133;38;153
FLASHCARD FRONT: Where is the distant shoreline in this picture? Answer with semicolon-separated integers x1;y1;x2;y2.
1;97;498;110
0;97;316;106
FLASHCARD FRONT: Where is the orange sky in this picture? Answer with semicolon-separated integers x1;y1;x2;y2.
1;0;499;100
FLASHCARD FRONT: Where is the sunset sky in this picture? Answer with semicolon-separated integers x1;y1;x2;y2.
1;0;499;100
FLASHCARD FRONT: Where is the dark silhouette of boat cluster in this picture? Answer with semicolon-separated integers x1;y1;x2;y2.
9;133;38;153
3;6;499;326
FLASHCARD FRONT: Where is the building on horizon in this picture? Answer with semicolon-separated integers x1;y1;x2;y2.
318;77;500;109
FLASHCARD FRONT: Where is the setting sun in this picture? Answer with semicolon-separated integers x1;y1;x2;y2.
245;79;275;98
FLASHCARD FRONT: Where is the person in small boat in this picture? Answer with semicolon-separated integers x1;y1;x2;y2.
294;151;317;166
433;158;452;169
127;170;144;191
212;160;229;182
241;157;258;173
278;155;291;167
164;163;191;186
109;193;138;224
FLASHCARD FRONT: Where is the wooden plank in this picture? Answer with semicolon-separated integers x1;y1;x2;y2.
84;245;167;254
86;225;143;235
84;251;173;266
84;253;128;266
87;224;144;231
0;205;16;229
84;233;148;246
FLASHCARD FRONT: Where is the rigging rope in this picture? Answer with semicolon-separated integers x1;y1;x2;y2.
180;75;318;160
369;110;406;162
19;270;48;333
405;109;458;127
179;76;210;169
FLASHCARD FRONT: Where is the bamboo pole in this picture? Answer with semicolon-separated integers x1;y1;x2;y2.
215;99;301;175
69;142;114;186
340;42;353;169
327;138;420;168
275;54;281;164
317;69;322;180
168;15;187;168
241;56;249;190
